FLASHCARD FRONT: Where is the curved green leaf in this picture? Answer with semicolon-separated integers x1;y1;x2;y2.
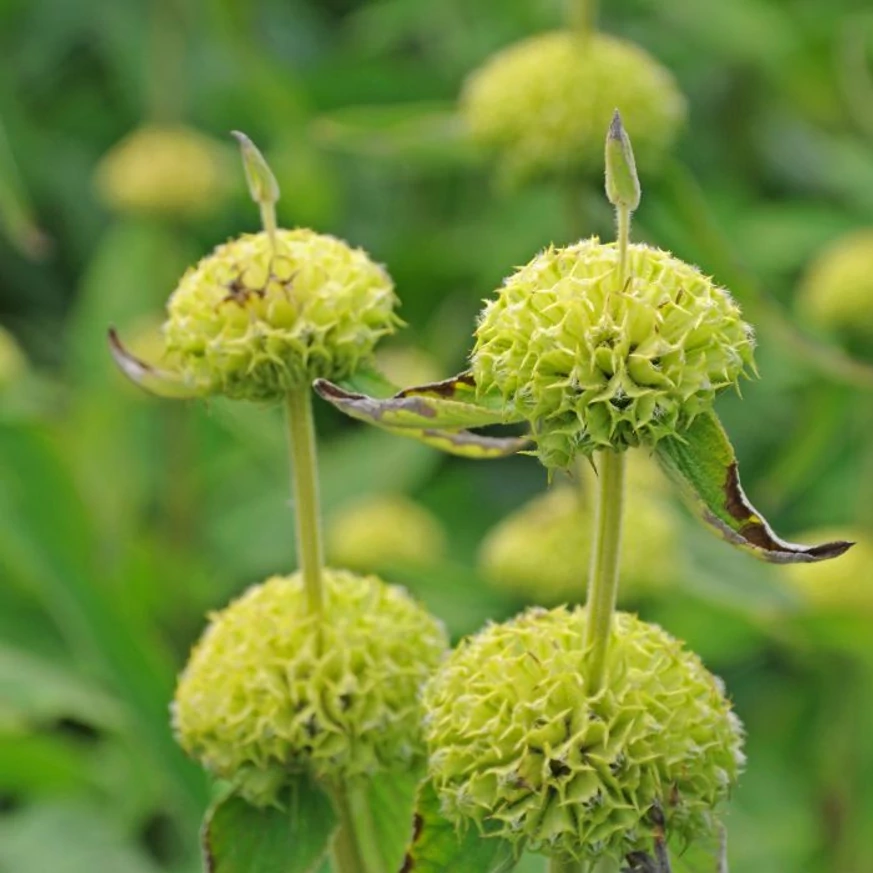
107;328;207;399
203;780;336;873
656;411;853;564
400;781;518;873
313;373;528;460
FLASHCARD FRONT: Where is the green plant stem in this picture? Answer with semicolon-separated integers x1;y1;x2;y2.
329;783;370;873
260;201;277;249
584;449;626;693
566;0;598;37
284;389;324;617
616;205;631;287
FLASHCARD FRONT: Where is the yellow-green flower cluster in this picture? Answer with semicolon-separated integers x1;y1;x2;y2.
472;239;754;467
461;32;685;182
95;125;231;218
173;569;447;806
480;460;678;604
796;229;873;357
327;494;447;573
163;228;401;400
424;607;744;862
782;529;873;615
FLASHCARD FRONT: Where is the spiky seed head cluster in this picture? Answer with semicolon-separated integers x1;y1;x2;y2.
95;126;232;218
173;569;447;806
162;228;401;401
0;325;27;391
782;529;873;614
460;32;686;183
796;229;873;357
472;238;755;467
327;494;447;573
480;478;678;605
424;607;744;862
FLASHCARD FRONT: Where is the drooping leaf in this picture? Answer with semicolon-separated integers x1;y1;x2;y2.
359;768;422;873
313;373;527;460
203;780;336;873
107;328;207;399
400;780;518;873
656;411;853;564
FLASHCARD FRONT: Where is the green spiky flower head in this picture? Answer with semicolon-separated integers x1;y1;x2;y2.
480;458;679;603
327;494;447;572
796;229;873;359
173;569;447;805
461;32;686;183
95;125;232;218
162;228;401;400
424;607;744;862
472;239;755;467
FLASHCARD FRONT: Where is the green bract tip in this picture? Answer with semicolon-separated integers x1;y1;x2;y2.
231;130;280;207
605;109;640;211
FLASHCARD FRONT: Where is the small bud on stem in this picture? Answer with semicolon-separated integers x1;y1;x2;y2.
231;130;280;246
605;110;641;286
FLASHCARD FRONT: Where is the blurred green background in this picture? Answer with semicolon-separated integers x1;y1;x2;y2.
2;0;873;871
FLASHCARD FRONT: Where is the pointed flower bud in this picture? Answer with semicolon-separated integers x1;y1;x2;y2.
472;238;755;467
424;606;744;863
231;130;280;208
605;110;640;211
461;32;685;183
173;569;448;806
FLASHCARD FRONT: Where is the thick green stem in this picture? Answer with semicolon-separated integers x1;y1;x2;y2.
284;389;324;617
566;0;598;37
584;449;626;693
329;783;370;873
616;205;631;288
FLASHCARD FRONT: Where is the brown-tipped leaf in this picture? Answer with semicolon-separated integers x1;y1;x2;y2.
108;327;207;399
657;411;853;564
313;370;528;460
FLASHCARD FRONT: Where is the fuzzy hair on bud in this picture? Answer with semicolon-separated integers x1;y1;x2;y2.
472;238;755;467
424;607;744;863
461;32;685;183
173;569;448;806
162;228;401;400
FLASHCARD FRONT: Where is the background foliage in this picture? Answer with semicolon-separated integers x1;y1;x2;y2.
1;0;873;871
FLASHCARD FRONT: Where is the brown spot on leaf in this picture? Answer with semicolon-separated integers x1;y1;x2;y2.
399;812;424;873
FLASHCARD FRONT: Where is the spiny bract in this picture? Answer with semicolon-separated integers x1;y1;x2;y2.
461;31;685;182
173;569;447;806
424;607;744;862
327;494;447;572
163;228;401;400
479;482;678;605
472;238;755;467
95;125;232;218
796;229;873;357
